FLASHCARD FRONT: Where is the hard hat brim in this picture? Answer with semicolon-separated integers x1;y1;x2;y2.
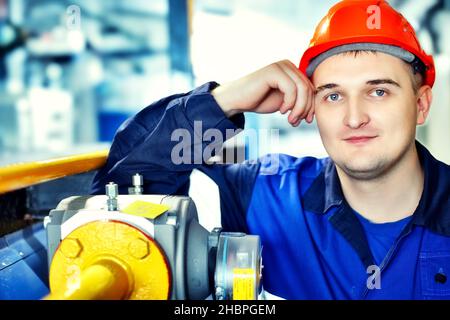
305;43;415;77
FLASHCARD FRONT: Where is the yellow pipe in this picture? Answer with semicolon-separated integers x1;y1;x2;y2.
45;259;130;300
0;150;108;194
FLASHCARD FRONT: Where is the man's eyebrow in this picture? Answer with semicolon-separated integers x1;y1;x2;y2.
366;79;401;87
314;83;339;94
314;79;401;94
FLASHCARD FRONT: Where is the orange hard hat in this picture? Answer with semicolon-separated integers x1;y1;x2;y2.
299;0;435;87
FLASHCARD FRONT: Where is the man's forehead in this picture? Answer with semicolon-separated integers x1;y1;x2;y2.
311;52;407;87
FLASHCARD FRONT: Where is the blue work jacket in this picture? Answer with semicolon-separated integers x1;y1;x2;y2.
92;82;450;300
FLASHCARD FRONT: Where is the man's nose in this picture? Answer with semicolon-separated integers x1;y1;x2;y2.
342;97;370;129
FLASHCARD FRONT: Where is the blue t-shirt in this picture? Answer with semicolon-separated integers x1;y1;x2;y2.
354;211;413;265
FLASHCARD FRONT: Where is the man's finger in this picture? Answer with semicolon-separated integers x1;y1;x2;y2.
267;62;298;114
277;60;312;124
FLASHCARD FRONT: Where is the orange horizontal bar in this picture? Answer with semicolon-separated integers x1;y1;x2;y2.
0;150;109;194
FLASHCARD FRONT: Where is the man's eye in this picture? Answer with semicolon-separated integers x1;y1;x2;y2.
370;89;386;97
326;93;341;102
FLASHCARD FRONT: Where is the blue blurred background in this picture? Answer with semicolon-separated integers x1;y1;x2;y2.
0;0;449;165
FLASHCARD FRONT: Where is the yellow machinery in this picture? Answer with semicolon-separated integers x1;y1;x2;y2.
0;152;262;300
46;220;171;300
44;178;262;300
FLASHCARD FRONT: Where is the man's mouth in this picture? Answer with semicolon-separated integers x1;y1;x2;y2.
343;136;378;144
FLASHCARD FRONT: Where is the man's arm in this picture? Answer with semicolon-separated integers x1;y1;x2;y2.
91;60;314;231
91;82;259;231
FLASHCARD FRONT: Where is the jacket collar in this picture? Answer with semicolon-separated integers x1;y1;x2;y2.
304;140;450;235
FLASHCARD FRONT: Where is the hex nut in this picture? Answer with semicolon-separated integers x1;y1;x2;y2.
60;238;83;258
128;238;150;259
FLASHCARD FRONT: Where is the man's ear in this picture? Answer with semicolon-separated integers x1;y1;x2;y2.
416;85;432;125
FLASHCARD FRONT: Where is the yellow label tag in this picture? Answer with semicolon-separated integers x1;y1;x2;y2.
121;200;169;219
232;268;255;300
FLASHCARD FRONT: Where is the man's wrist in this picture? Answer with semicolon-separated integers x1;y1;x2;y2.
211;85;241;118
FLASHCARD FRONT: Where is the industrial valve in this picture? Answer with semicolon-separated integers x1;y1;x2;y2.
43;174;262;300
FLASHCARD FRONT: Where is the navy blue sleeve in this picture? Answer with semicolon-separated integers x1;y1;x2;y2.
91;82;260;232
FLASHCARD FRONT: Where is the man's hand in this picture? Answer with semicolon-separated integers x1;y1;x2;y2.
211;60;315;127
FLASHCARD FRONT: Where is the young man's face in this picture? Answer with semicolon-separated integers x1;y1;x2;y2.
312;52;426;180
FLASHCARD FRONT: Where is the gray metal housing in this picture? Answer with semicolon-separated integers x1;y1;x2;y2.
45;195;211;300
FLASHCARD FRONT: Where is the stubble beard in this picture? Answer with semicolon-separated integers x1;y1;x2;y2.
334;143;413;182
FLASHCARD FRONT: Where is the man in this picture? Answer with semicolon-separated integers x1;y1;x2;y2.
92;0;450;299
